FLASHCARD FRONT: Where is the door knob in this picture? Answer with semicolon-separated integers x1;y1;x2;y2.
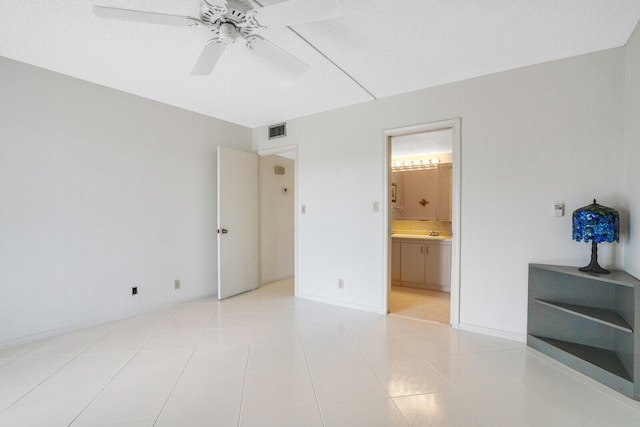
218;228;228;234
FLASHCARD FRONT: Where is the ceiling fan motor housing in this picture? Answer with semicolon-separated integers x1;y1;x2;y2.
200;0;259;44
94;0;340;76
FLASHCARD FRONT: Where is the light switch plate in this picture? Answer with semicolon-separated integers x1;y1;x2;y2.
554;202;565;217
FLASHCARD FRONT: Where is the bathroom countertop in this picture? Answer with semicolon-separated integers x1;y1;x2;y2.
391;233;452;242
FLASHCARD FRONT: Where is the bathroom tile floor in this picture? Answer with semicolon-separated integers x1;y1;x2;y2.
390;286;450;325
2;278;640;426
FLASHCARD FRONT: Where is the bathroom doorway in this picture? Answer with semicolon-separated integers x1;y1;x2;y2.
385;119;461;326
257;145;297;293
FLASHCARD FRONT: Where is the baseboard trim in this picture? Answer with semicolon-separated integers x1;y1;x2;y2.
458;322;526;343
297;292;385;315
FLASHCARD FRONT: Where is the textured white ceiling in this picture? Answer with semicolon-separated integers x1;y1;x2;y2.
1;0;639;128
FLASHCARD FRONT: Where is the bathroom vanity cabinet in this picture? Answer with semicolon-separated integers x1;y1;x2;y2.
391;241;401;283
528;264;640;400
391;237;451;291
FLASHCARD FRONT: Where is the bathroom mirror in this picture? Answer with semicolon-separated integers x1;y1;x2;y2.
391;129;453;221
392;164;451;221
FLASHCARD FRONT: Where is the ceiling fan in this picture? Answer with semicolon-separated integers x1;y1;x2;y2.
94;0;341;76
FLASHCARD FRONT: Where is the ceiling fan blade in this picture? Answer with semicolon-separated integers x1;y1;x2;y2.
249;37;308;78
93;6;196;26
250;0;341;29
191;40;227;75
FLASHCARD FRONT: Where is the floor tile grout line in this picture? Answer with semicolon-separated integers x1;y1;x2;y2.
454;379;529;426
0;332;131;425
65;373;119;427
516;380;590;427
298;323;327;427
66;353;148;425
151;327;207;427
422;345;599;426
6;279;640;425
66;322;167;426
0;386;33;416
1;327;111;367
346;321;414;426
0;383;38;416
1;338;89;415
0;351;84;417
236;308;257;427
0;338;50;363
69;305;206;426
522;351;640;417
79;328;118;354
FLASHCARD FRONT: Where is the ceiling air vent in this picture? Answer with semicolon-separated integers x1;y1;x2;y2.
268;123;287;140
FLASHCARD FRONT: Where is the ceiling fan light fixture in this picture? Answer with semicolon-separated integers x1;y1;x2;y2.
95;0;340;76
219;22;239;44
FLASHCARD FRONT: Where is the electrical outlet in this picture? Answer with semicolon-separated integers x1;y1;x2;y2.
174;279;181;290
132;286;138;296
338;279;344;289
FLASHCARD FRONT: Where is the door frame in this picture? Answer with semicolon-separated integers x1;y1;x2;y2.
383;118;461;327
256;144;298;295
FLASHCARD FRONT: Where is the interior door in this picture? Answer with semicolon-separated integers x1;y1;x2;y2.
217;146;258;299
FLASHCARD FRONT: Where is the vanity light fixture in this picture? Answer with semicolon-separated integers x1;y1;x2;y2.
391;157;443;171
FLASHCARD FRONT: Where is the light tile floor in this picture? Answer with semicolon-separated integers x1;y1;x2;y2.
1;278;640;426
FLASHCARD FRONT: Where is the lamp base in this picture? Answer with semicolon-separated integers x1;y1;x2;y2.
579;240;610;274
579;263;610;274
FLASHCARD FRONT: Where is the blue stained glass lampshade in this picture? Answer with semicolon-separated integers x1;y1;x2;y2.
572;200;619;243
572;199;619;274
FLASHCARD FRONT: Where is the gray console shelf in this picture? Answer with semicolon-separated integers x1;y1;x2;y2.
527;264;640;400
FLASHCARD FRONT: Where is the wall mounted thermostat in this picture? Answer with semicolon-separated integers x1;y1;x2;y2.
554;202;565;217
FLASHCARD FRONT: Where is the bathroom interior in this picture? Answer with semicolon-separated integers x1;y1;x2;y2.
389;128;453;324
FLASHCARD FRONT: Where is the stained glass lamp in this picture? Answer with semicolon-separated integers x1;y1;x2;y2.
572;199;619;274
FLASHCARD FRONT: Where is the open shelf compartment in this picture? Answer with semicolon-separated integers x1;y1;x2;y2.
528;264;640;400
535;299;632;333
531;335;632;381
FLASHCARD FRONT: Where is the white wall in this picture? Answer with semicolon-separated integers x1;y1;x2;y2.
624;22;640;278
0;58;251;346
253;48;626;338
259;155;295;283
